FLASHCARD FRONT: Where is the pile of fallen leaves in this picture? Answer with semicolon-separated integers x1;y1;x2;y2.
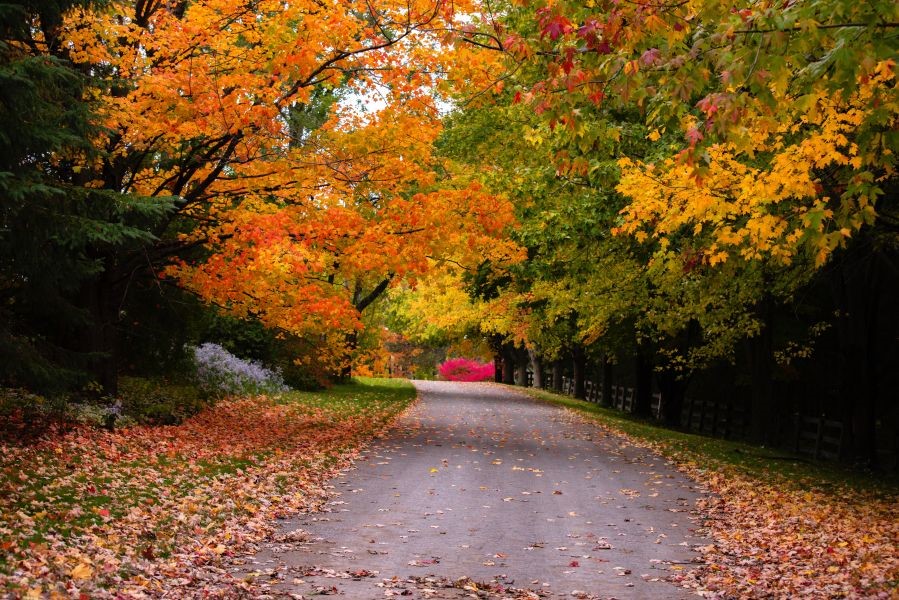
0;382;414;598
555;406;899;599
684;474;898;599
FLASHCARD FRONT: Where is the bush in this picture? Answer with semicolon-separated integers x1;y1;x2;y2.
4;343;291;430
266;337;328;390
437;358;494;382
118;376;209;425
271;354;326;390
190;343;289;397
1;379;208;430
0;387;68;421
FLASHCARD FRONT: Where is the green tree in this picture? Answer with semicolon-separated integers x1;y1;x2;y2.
0;1;171;395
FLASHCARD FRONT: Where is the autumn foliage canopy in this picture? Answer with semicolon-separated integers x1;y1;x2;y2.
0;0;521;387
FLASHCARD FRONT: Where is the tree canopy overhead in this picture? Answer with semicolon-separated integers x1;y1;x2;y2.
2;0;898;469
1;0;521;390
388;0;898;462
2;4;898;598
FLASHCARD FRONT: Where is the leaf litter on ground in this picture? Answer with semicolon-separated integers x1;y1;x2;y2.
0;378;415;598
526;388;899;599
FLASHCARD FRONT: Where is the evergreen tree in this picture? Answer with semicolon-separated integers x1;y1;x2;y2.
0;1;171;395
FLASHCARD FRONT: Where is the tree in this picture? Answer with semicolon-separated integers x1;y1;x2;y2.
1;0;518;393
469;0;899;458
502;0;898;265
0;0;171;395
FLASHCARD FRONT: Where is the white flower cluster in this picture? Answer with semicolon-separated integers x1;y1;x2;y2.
191;343;289;396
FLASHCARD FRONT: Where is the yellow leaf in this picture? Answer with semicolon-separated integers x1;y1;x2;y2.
70;563;93;579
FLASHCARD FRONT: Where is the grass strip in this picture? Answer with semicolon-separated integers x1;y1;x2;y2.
525;387;897;494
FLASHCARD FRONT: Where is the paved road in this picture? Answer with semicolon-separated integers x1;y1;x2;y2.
242;381;706;599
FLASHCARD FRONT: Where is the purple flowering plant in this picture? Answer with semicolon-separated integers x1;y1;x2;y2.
190;343;289;396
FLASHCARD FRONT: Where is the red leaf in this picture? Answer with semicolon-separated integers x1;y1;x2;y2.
541;15;573;40
561;47;576;74
686;126;704;146
640;48;661;67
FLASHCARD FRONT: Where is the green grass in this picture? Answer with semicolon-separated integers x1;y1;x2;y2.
276;376;416;415
525;387;898;495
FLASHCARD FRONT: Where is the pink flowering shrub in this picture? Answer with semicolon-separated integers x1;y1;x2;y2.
438;358;494;382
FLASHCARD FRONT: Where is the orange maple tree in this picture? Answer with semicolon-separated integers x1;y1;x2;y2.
51;0;515;379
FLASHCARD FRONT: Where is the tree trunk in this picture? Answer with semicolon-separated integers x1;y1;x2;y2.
572;345;586;399
501;343;515;384
838;252;881;466
339;276;393;381
514;345;530;386
551;360;563;392
601;356;613;408
530;350;543;389
81;275;119;396
855;302;879;465
634;352;653;417
748;301;775;445
657;371;687;427
339;331;358;380
493;353;503;383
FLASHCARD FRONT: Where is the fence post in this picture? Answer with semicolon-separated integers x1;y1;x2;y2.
710;400;718;436
686;396;695;431
815;414;825;460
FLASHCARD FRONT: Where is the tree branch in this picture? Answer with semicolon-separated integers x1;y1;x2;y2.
354;274;394;312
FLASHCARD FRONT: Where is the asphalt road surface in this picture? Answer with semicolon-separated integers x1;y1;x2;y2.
241;381;706;599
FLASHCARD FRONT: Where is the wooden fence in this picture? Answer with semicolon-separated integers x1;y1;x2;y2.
522;372;882;466
794;414;844;460
543;374;741;438
681;396;748;439
555;376;663;420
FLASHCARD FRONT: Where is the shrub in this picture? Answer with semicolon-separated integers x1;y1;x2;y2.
437;358;494;382
267;338;328;390
118;376;209;425
190;343;289;397
0;387;68;421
